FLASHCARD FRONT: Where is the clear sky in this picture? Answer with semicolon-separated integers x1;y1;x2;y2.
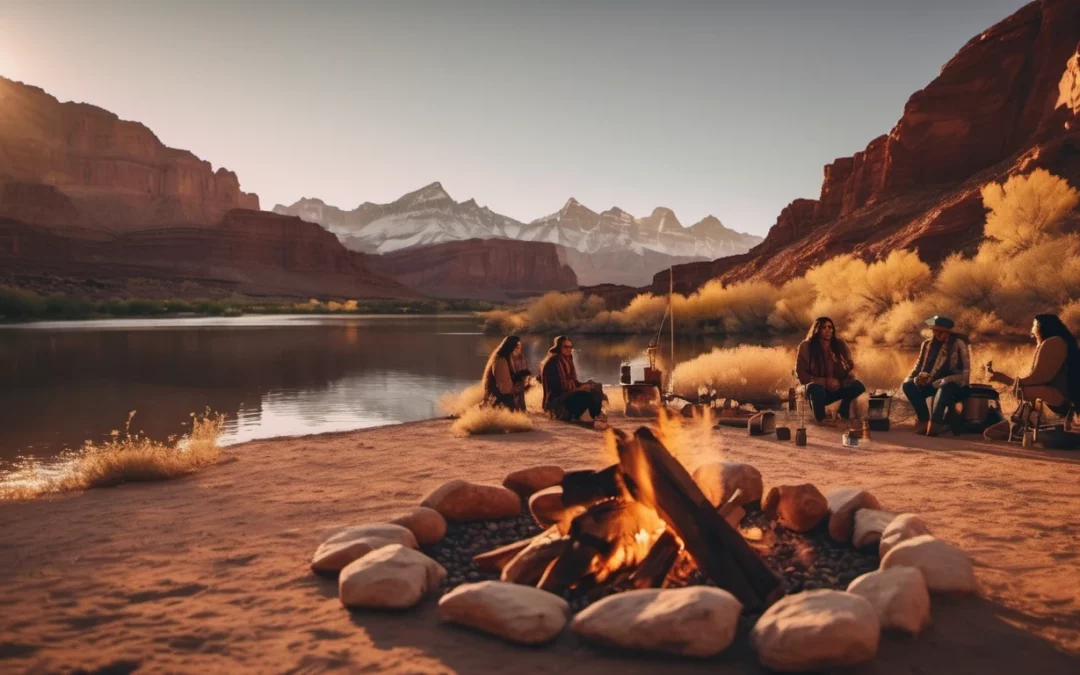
1;0;1026;235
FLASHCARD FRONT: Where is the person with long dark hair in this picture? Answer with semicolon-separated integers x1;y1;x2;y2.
902;315;971;436
539;335;607;423
482;335;529;411
796;317;866;423
985;313;1079;433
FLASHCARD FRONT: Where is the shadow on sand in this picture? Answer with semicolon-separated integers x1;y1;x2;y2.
330;593;1079;674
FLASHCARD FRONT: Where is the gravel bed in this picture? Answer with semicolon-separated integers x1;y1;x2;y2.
423;504;880;612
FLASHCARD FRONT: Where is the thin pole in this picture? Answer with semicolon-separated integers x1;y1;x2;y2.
669;266;675;394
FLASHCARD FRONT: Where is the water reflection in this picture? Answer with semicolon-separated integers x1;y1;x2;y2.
0;316;743;472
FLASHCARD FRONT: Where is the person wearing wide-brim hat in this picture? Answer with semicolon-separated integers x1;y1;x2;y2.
901;315;971;436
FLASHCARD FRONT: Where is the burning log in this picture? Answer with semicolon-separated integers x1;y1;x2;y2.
560;465;623;506
626;530;680;590
614;427;784;610
500;528;570;586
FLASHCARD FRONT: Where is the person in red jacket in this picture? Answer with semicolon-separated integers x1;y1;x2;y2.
539;335;606;423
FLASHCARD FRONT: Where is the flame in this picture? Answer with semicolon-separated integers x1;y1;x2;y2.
586;501;669;582
655;407;721;470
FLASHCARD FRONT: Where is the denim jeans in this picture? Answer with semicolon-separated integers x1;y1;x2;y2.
902;380;966;423
805;380;867;422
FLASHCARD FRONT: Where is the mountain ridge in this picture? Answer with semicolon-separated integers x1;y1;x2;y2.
273;185;761;286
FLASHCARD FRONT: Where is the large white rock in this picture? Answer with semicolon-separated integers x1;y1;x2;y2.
853;509;897;550
825;487;882;543
311;524;418;574
847;567;931;635
390;507;447;546
571;587;742;657
693;461;764;507
751;590;880;671
339;544;446;609
879;513;932;558
438;581;569;644
880;535;978;594
421;479;521;522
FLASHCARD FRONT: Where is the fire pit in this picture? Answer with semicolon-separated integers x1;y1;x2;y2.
422;431;881;614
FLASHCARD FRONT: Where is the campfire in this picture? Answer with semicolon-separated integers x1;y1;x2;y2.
476;426;784;611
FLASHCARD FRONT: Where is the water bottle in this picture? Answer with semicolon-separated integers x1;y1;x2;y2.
1022;429;1033;449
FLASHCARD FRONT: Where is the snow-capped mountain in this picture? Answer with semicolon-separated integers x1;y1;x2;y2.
273;183;761;286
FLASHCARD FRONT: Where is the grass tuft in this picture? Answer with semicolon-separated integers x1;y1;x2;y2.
450;407;533;437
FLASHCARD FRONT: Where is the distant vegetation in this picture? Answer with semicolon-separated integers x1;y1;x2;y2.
484;169;1080;345
0;289;493;321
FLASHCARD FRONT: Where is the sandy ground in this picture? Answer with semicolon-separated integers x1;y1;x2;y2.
2;415;1079;674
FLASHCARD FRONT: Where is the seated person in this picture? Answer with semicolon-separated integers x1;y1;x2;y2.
901;316;970;436
796;317;866;423
482;336;528;411
984;313;1080;439
540;335;607;423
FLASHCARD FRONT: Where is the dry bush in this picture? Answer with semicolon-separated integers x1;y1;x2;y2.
1060;300;1080;334
768;278;816;333
850;341;912;392
981;168;1080;254
1001;234;1080;312
587;293;668;333
934;252;999;312
526;292;605;333
717;282;783;334
437;383;485;417
450;407;533;437
671;345;795;402
480;308;526;334
805;254;868;328
1;411;225;500
858;250;932;316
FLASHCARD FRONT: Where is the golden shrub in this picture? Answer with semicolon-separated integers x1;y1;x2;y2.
981;168;1079;254
450;407;533;437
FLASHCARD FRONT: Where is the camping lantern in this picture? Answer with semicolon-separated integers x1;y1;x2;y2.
867;394;892;431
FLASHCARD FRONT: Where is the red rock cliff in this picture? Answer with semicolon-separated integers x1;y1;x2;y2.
0;76;259;230
0;211;419;300
658;0;1080;294
366;238;579;301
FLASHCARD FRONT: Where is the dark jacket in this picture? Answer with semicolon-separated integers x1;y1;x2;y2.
906;335;970;386
540;353;579;412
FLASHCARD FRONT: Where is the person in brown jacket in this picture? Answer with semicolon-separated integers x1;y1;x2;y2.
482;336;529;411
796;317;866;423
985;313;1079;437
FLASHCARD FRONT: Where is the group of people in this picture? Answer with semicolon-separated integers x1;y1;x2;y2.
481;312;1079;441
795;313;1080;438
481;334;607;423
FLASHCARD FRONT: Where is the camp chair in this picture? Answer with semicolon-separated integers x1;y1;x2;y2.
1008;397;1076;443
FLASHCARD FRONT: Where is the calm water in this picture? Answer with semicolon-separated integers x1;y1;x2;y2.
0;314;740;479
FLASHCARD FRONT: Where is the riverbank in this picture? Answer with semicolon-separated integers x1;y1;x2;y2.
1;417;1078;673
0;284;494;322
